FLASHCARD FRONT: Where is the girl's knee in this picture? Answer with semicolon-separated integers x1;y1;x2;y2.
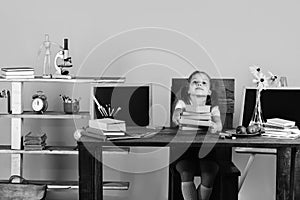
175;161;195;182
180;171;194;182
200;161;219;187
176;160;193;173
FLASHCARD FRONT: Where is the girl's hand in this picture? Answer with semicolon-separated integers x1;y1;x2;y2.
172;109;182;126
210;115;223;133
209;122;219;133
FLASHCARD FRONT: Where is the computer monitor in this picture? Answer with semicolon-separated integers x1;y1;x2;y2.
91;84;152;127
240;87;300;128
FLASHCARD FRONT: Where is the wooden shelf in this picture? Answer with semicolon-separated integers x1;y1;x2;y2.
0;180;129;190
0;76;125;84
0;77;128;193
0;146;130;155
0;111;90;119
0;146;77;155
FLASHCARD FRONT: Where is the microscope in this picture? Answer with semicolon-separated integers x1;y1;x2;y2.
53;38;73;79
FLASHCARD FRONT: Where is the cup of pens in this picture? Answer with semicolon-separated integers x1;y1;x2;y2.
60;95;81;114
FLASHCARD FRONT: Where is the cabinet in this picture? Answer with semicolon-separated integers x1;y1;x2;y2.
0;76;128;190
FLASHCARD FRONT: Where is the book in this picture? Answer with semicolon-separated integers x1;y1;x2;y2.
266;118;296;128
24;140;46;145
24;132;47;142
263;122;286;130
1;75;35;79
80;130;107;140
88;118;126;132
180;124;209;131
24;144;46;151
1;70;34;76
86;126;125;136
1;66;34;72
185;105;211;113
107;131;159;141
262;128;300;139
179;118;213;127
180;126;199;131
181;112;211;120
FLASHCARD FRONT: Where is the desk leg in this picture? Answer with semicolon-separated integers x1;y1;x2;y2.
276;147;292;200
79;143;103;200
168;146;183;200
95;144;103;200
292;147;300;200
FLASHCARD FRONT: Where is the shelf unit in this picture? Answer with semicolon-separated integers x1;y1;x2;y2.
0;76;127;189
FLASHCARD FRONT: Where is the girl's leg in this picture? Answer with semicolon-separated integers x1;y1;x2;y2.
176;159;197;200
197;160;219;200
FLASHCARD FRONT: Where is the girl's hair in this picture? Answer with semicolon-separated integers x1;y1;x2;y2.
177;71;218;107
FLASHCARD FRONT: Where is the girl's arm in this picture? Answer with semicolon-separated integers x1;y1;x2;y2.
210;106;223;133
211;115;223;133
172;100;185;126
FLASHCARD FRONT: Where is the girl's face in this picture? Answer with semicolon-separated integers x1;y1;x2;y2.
188;73;211;96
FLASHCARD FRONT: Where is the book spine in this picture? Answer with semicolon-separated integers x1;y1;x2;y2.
179;118;212;127
2;75;35;79
1;67;34;72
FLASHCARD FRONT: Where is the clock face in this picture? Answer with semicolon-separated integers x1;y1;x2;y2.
32;98;44;112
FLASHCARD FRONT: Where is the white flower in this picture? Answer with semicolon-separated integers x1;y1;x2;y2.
249;65;278;90
249;65;262;79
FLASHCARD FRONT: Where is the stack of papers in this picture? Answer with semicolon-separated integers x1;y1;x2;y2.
261;118;300;139
262;127;300;139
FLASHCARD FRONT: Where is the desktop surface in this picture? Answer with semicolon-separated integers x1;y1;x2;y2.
79;126;300;147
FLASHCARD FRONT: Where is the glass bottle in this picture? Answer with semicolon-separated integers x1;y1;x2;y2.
249;89;264;128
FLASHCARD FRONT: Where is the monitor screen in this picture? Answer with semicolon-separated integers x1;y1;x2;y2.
92;85;151;127
240;87;300;128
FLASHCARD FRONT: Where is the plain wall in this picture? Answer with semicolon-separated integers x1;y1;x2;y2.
1;0;300;199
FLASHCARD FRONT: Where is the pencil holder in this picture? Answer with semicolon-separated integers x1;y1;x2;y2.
64;101;80;114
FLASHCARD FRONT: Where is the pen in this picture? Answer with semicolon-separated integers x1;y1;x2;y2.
113;107;121;117
92;95;106;116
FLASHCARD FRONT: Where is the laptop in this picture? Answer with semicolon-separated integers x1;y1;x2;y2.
240;87;300;128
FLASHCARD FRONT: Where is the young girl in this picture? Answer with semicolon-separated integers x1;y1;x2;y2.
172;70;222;200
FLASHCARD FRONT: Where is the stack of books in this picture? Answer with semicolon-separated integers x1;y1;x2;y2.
1;66;35;79
262;118;300;139
80;118;126;139
23;132;47;150
264;118;296;129
179;105;212;130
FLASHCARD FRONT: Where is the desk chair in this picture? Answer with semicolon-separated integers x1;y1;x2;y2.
169;78;240;200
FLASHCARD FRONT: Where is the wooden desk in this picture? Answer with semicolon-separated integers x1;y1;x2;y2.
78;127;300;200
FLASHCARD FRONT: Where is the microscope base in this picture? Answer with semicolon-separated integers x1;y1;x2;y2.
52;74;72;79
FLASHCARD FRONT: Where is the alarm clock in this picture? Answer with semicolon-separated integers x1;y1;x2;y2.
32;91;48;113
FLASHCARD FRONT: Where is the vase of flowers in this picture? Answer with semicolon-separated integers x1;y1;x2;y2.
248;66;277;128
